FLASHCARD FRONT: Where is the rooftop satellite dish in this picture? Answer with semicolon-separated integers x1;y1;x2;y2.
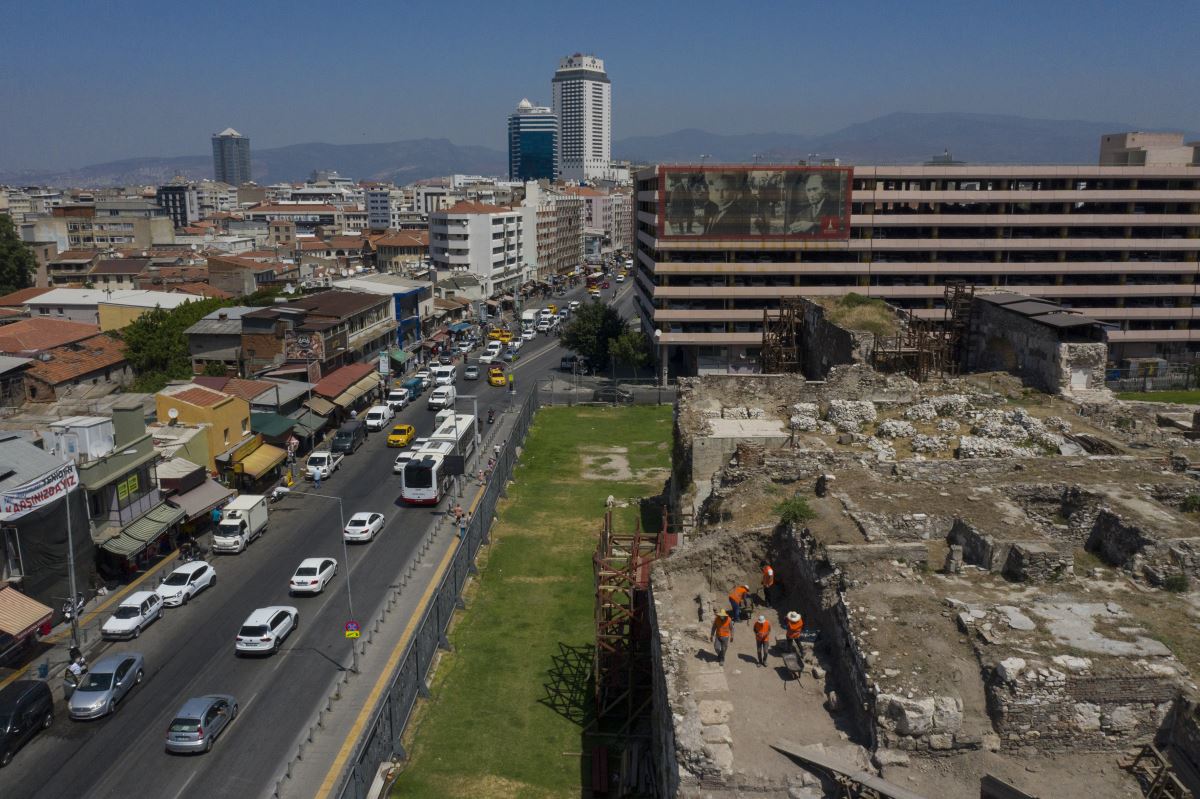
168;407;179;420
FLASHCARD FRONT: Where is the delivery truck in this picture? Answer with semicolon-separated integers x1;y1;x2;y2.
212;494;269;554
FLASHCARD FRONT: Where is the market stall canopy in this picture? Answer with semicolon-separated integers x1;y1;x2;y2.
389;348;410;364
303;396;337;416
250;412;296;438
101;503;186;557
238;443;287;479
448;322;472;333
289;409;327;437
332;375;379;409
169;478;234;521
0;586;53;638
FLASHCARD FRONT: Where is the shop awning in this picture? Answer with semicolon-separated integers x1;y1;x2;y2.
102;503;186;557
448;322;472;333
485;299;499;308
389;348;411;364
0;587;53;638
239;443;287;479
250;412;296;438
304;396;337;416
332;375;379;409
169;479;234;521
290;410;327;437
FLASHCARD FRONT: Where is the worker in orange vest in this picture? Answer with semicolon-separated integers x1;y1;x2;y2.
786;610;805;658
710;608;733;664
728;584;751;622
760;560;776;605
753;614;771;666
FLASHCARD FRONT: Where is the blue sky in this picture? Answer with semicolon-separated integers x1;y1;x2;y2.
2;0;1197;169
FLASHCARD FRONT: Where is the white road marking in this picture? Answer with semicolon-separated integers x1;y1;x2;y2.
169;771;197;799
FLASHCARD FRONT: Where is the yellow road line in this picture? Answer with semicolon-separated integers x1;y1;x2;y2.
0;548;181;691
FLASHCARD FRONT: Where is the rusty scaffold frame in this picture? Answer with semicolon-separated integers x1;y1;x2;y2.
871;281;975;382
592;507;667;731
760;299;804;374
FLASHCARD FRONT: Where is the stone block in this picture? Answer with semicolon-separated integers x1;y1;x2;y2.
702;723;731;744
1073;702;1101;731
705;741;734;772
695;670;729;692
872;748;910;768
933;696;964;732
698;700;733;725
1102;706;1138;732
929;733;954;751
996;657;1026;683
879;694;936;735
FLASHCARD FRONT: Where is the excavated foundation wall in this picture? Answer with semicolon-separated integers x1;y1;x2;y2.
1086;508;1200;585
648;580;681;799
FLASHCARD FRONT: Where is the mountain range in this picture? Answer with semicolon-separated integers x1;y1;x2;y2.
2;113;1194;187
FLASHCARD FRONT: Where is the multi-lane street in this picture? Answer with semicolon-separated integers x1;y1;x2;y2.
0;278;634;799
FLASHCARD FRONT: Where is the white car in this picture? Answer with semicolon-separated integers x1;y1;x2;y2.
344;512;385;542
156;561;216;607
393;438;430;473
363;405;393;431
457;341;473;354
536;320;551;333
521;328;536;342
235;606;298;656
101;591;164;640
289;558;338;595
615;273;626;283
305;450;343;481
569;300;581;311
414;370;432;389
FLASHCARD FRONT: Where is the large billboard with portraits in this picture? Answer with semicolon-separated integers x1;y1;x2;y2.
658;165;852;240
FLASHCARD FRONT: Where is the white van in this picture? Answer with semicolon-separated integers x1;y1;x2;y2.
427;384;457;410
385;388;410;411
364;405;393;431
432;365;456;386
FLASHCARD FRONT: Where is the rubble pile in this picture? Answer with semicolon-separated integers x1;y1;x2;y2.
827;399;878;432
875;419;917;439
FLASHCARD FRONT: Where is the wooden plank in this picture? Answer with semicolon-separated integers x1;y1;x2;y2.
981;774;1040;799
772;739;931;799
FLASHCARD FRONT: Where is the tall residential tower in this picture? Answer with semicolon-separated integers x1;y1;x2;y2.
211;128;251;185
552;54;610;182
508;99;557;182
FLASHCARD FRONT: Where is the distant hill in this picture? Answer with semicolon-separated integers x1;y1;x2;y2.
614;112;1196;165
4;112;1195;187
0;138;507;187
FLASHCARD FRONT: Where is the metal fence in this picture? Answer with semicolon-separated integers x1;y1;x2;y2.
334;389;539;799
1105;365;1200;394
538;374;678;406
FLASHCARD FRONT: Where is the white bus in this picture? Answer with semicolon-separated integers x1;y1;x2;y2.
399;441;457;505
430;413;476;461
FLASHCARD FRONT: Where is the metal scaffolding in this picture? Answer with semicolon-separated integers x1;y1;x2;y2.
872;282;975;382
760;300;804;374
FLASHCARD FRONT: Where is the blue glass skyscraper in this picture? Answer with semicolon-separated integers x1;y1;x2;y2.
508;99;557;182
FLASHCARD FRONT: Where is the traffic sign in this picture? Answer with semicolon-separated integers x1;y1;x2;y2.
344;620;361;639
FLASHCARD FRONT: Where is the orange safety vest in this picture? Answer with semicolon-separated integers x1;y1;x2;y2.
761;565;775;588
712;615;732;639
729;585;750;605
786;617;805;639
753;619;771;642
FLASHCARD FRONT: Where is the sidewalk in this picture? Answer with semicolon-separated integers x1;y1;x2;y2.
274;402;521;799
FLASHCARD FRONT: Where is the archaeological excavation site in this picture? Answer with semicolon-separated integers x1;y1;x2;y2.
638;296;1200;799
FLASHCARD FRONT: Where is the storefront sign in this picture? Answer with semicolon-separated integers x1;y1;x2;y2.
116;474;140;502
1;461;79;521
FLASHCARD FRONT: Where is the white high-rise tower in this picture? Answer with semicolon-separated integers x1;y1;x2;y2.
552;54;611;182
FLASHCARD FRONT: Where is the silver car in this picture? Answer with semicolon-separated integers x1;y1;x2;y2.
164;694;238;754
68;652;144;720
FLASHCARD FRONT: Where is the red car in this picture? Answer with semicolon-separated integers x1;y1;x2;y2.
601;281;610;289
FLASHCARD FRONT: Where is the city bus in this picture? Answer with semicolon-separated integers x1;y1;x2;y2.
429;413;477;462
399;440;457;505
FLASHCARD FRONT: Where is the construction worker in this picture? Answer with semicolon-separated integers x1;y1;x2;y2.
786;610;805;659
760;560;776;605
753;614;771;666
710;608;733;664
728;584;751;622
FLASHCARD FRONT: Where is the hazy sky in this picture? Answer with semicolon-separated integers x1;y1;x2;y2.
2;0;1198;170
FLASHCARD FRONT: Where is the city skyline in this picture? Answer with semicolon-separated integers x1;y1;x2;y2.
2;0;1198;170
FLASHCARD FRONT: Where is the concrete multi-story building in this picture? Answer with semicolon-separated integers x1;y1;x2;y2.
21;205;174;251
634;134;1200;376
156;183;200;228
564;185;631;256
212;128;252;185
508;99;557;182
429;202;527;296
196;180;238;216
522;182;584;280
552;54;611;182
364;186;398;230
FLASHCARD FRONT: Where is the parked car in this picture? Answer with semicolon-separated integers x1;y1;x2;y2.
165;695;239;754
0;681;53;767
387;423;415;447
344;512;385;543
560;355;578;372
464;364;480;380
235;606;298;656
363;405;393;431
414;369;432;389
305;450;343;481
593;386;634;405
155;561;216;607
289;558;337;595
331;420;367;454
101;592;163;640
68;652;144;720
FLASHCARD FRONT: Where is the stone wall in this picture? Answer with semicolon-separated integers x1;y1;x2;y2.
647;580;681;798
797;298;876;380
1164;696;1200;777
947;520;1072;582
985;656;1178;751
1086;508;1158;572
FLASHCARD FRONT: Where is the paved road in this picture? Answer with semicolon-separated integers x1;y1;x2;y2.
0;281;622;799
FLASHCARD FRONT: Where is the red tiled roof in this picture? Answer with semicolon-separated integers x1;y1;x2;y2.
49;250;98;263
163;385;232;407
172;282;232;299
373;231;428;248
562;186;604;197
192;376;230;392
0;287;53;306
312;362;376;399
89;258;151;275
0;318;101;354
298;240;330;251
439;201;512;215
327;236;365;249
219;378;275;402
23;334;127;386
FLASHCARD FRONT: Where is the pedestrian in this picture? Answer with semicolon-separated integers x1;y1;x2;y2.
753;615;771;666
452;503;465;524
786;610;805;658
728;584;751;623
710;608;733;664
760;560;776;606
477;469;486;486
314;469;321;489
458;512;469;540
493;443;501;459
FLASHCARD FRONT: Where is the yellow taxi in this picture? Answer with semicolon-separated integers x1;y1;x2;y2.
386;424;416;447
487;366;507;387
588;288;601;298
488;329;513;343
546;303;558;314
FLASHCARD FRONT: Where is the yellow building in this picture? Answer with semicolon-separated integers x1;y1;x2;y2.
155;383;251;472
97;292;198;331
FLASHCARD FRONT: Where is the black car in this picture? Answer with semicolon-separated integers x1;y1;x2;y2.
0;680;53;767
593;386;634;405
559;355;577;372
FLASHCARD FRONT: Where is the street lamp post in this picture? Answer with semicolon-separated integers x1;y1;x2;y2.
300;491;358;674
655;329;666;388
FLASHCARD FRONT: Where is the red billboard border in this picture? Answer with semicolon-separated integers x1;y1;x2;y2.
655;164;854;241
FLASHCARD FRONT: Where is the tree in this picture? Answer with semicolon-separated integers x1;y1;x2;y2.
202;360;229;377
0;215;35;295
560;301;626;370
610;329;650;378
120;296;231;392
775;496;816;525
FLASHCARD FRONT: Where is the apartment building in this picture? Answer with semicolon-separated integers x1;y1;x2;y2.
634;135;1200;375
21;204;174;251
523;182;584;280
429;202;527;296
